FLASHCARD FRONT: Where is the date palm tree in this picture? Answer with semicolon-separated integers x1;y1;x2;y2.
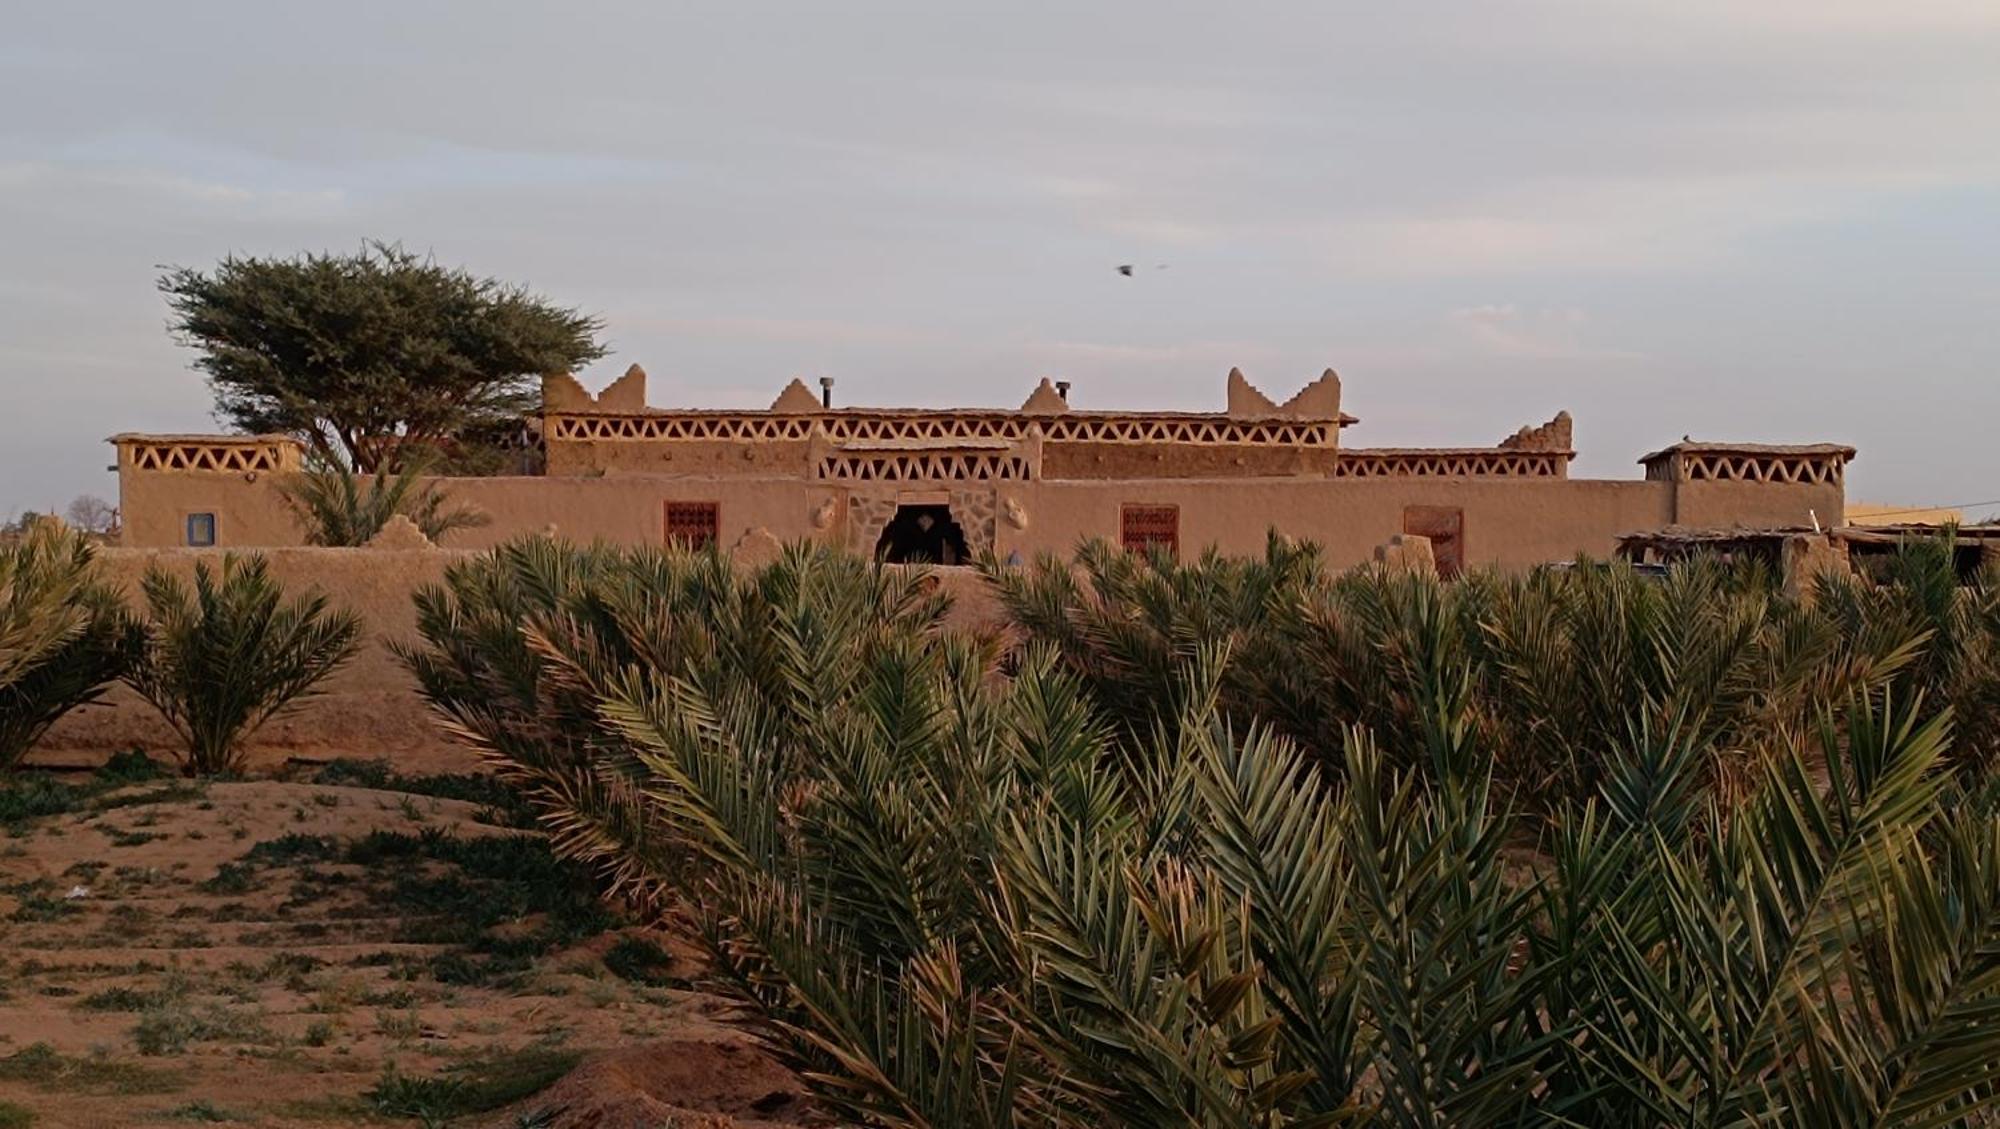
0;518;142;768
280;455;489;546
126;554;361;775
404;538;2000;1126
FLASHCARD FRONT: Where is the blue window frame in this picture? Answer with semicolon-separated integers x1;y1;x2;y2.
185;513;216;547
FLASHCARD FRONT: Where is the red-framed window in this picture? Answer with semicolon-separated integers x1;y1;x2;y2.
665;501;720;549
1120;504;1180;557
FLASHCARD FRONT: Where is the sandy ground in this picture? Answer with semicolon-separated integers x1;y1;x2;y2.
0;764;817;1129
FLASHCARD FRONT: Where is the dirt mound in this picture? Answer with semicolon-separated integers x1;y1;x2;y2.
495;1038;813;1129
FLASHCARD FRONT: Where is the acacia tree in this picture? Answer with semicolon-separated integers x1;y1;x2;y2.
160;241;605;473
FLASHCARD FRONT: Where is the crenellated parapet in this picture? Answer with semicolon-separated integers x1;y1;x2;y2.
541;367;1366;479
1499;411;1573;453
541;364;649;413
1224;368;1348;421
529;363;1851;495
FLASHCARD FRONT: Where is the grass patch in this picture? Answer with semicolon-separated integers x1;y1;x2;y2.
95;783;204;812
197;863;256;896
344;829;619;982
0;1042;183;1096
0;753;177;833
0;1101;31;1129
242;833;339;866
78;986;162;1012
132;1000;275;1056
267;1095;374;1122
161;1099;244;1122
4;879;78;923
365;1047;580;1121
306;759;537;827
0;777;86;831
602;935;677;986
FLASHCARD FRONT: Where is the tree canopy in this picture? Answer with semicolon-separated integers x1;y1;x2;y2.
160;242;606;472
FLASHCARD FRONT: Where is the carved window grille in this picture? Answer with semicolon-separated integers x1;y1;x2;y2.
665;502;719;548
1402;506;1464;579
1121;505;1180;557
185;513;217;548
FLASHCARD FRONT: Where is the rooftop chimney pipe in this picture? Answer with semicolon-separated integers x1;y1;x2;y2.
1055;380;1071;402
819;377;834;409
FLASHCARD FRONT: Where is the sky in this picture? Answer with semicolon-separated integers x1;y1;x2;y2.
3;1;1996;516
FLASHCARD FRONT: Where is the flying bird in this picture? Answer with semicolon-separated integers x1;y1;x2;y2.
1115;264;1167;277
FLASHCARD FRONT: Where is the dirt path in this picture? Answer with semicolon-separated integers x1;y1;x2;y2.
0;759;813;1129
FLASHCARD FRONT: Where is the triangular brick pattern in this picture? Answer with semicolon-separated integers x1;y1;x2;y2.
1333;451;1568;478
548;411;1338;449
815;451;1033;482
1659;453;1845;485
126;441;293;473
1035;416;1333;446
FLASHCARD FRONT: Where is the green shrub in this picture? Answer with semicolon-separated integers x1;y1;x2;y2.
124;555;361;776
0;519;143;768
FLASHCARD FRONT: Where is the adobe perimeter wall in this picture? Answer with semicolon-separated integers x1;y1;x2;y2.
27;547;1006;771
34;547;466;768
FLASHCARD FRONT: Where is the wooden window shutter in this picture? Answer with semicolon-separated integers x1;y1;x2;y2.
1120;504;1179;557
665;501;720;548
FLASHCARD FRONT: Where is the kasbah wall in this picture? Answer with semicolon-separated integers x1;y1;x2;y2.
56;365;1850;767
31;545;1007;768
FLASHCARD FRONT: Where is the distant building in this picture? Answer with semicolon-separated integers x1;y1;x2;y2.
1845;502;1963;526
111;366;1852;572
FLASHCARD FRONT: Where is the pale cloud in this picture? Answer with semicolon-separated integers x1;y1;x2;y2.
0;161;347;219
626;315;946;348
1445;305;1646;364
1018;339;1282;368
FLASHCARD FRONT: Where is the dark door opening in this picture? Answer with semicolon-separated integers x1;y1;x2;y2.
875;505;969;565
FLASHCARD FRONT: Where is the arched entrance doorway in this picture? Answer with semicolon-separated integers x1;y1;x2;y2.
874;504;970;564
